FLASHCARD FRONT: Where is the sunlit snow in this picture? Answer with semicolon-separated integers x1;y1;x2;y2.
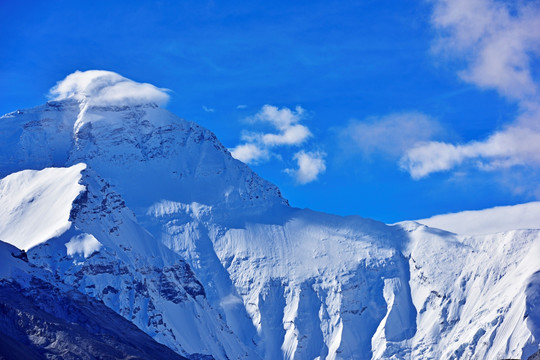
0;163;86;250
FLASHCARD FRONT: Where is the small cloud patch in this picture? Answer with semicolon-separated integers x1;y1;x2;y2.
286;151;326;184
230;105;325;184
230;143;270;164
65;233;102;258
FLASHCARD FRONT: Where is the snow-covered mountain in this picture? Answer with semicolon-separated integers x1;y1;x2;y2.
0;163;257;359
0;71;539;359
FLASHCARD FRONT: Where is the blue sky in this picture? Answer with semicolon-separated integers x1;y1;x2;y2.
1;0;539;222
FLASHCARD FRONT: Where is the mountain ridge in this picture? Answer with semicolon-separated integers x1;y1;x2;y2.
0;93;539;359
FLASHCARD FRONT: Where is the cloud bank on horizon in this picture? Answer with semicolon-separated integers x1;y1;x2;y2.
400;0;540;180
50;70;170;107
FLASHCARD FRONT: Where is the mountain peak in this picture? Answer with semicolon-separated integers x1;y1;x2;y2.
0;88;289;220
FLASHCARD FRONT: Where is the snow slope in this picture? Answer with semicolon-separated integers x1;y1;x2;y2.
0;90;539;359
156;205;540;359
0;163;86;250
401;222;540;359
416;201;540;235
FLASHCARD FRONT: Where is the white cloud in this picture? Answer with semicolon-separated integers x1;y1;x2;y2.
340;112;443;158
432;0;540;102
286;151;326;184
236;104;248;109
260;124;312;146
252;105;304;130
230;105;325;184
401;0;540;179
401;117;540;179
230;105;326;184
230;105;312;164
249;105;312;146
49;70;170;106
202;105;215;112
229;143;269;164
65;233;102;258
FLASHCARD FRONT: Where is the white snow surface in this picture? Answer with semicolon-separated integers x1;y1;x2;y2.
0;96;539;359
0;98;287;215
0;163;86;250
416;201;540;235
160;209;540;359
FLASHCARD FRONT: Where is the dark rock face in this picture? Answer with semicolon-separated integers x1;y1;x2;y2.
0;278;187;360
161;262;206;302
529;349;540;360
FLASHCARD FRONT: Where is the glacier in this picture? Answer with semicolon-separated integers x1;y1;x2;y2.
0;81;539;359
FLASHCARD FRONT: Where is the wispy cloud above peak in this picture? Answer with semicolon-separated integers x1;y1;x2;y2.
230;104;324;184
49;70;170;107
230;105;312;165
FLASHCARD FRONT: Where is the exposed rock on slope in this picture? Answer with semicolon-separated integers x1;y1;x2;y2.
0;241;187;360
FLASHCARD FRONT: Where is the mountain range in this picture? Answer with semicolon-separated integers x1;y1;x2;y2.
0;92;539;359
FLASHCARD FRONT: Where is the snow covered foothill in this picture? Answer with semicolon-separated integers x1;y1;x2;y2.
192;212;539;359
0;240;188;360
416;201;540;235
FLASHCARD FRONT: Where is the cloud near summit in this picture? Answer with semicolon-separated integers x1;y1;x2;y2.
230;105;312;164
230;105;325;184
49;70;170;106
